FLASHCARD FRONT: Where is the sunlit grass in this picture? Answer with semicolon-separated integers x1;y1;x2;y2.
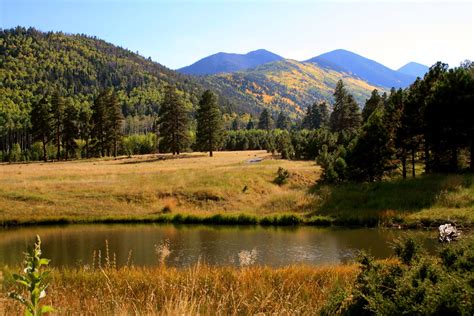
0;151;319;225
1;264;357;315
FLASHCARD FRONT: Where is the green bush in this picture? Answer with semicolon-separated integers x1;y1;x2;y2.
274;167;290;185
9;143;22;162
122;134;158;157
324;237;474;315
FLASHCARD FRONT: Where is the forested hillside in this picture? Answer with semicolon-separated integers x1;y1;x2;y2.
0;27;208;114
202;59;380;117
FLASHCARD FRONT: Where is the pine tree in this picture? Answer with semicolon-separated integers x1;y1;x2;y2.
78;106;92;158
276;111;291;130
362;89;382;123
62;99;79;160
330;80;361;133
91;90;108;157
158;85;190;155
195;90;223;157
302;105;314;129
316;102;330;128
246;117;255;130
31;96;52;162
348;109;393;181
231;118;240;130
303;102;329;129
51;91;65;160
106;91;124;157
257;109;273;130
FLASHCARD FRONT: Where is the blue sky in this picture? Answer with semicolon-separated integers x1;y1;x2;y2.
1;0;473;70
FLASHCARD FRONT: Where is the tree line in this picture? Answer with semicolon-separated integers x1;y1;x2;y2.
2;51;472;184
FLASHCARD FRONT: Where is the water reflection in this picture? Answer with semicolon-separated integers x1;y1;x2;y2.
0;224;438;267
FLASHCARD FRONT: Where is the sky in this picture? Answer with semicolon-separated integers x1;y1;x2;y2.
1;0;473;70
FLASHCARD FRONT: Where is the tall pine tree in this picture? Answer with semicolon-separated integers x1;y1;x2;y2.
195;90;223;157
362;89;382;123
51;91;65;160
158;85;190;155
276;111;291;130
91;90;108;157
31;96;52;162
62;99;79;160
330;80;361;133
106;91;124;157
257;109;273;130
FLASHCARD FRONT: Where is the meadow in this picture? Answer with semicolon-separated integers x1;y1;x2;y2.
0;150;472;227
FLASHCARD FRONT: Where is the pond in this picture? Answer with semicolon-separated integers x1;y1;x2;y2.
0;224;438;268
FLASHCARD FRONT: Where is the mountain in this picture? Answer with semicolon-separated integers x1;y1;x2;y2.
178;49;284;75
201;59;381;117
398;62;429;78
307;49;416;88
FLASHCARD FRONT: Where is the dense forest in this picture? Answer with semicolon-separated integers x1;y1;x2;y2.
1;27;473;182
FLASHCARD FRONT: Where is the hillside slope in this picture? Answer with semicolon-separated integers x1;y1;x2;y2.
0;27;213;120
202;59;381;116
178;49;284;75
307;49;416;88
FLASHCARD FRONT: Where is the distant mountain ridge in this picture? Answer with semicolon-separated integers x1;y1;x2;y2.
182;48;428;89
178;49;284;75
307;49;416;88
398;62;429;78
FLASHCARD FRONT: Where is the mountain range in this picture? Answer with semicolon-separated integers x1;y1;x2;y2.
1;27;430;120
180;48;429;89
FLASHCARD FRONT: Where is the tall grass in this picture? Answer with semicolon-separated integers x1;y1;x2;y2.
1;264;357;314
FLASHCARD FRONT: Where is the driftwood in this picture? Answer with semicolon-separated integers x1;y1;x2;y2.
438;223;460;242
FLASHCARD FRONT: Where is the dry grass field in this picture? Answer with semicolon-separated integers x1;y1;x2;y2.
0;264;356;315
1;150;472;227
0;151;320;225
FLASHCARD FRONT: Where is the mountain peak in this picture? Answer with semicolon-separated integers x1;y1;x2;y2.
178;49;283;75
306;49;416;88
398;62;429;78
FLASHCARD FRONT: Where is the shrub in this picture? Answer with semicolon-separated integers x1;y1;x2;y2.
9;143;22;162
326;237;474;315
274;167;290;185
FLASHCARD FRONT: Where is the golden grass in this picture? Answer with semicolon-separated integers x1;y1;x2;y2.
0;151;320;223
1;264;357;315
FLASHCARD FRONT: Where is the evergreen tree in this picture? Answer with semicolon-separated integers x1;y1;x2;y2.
106;91;124;157
90;90;108;157
196;90;223;157
362;89;382;123
158;85;190;155
383;88;404;175
330;80;361;133
303;102;329;129
397;80;423;178
275;131;294;159
62;99;79;160
78;106;92;158
231;118;240;130
276;111;291;130
246;117;255;130
348;109;393;181
257;109;273;130
51;91;65;160
316;102;330;128
30;96;52;162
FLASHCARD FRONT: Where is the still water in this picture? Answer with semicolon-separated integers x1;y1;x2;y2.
0;224;438;267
